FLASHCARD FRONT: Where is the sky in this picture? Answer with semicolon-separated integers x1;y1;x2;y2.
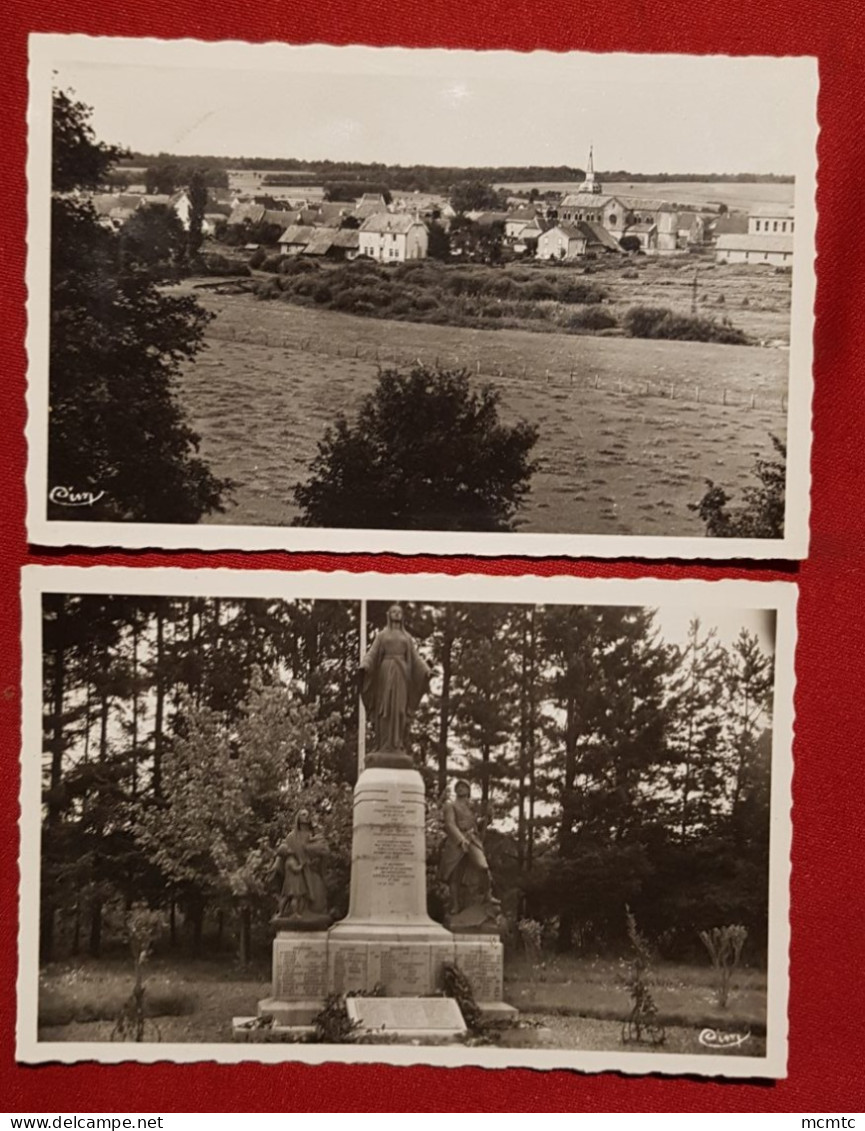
43;38;815;174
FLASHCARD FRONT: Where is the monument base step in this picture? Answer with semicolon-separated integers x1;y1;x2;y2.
477;1000;520;1024
258;996;323;1026
232;1016;315;1043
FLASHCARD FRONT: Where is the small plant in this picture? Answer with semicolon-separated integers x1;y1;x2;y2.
311;993;362;1044
310;985;385;1044
699;924;748;1008
111;904;168;1043
620;907;666;1046
442;961;485;1036
516;917;543;964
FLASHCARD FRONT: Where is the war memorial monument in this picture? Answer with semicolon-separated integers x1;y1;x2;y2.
235;605;516;1042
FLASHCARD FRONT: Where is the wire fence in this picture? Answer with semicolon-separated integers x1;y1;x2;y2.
203;321;789;415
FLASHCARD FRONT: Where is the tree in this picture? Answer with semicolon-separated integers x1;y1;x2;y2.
293;364;539;531
427;221;451;261
49;90;231;523
187;169;209;259
145;161;182;195
691;436;786;538
135;672;350;963
450;179;501;214
619;235;641;253
120;204;187;279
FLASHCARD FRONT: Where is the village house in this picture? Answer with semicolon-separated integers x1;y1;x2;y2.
536;224;588;261
715;204;794;264
358;213;429;262
536;220;623;261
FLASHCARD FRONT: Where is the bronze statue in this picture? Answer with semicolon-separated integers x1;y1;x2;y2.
438;779;497;928
359;604;431;754
271;808;329;922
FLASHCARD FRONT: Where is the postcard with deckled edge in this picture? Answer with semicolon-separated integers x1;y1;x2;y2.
19;567;795;1077
26;34;816;558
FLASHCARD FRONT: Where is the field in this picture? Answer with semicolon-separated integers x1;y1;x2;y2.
36;954;765;1056
495;179;796;213
172;264;789;534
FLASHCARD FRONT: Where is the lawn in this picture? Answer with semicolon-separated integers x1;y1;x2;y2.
173;286;788;535
35;953;765;1056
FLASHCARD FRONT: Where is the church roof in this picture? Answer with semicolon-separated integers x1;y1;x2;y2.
559;192;618;208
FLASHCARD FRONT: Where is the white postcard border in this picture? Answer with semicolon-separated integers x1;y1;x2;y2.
25;34;817;559
18;566;796;1077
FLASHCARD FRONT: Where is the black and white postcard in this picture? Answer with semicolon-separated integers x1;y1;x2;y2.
19;568;795;1076
26;35;817;557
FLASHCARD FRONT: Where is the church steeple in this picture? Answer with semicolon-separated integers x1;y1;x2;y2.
580;144;602;195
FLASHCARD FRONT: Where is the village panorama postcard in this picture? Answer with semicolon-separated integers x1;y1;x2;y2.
18;567;795;1076
26;35;817;558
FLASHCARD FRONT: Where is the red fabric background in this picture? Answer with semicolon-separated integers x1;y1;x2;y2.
2;0;863;1113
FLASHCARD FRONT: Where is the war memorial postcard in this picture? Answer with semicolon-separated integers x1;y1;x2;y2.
18;568;796;1077
26;34;817;558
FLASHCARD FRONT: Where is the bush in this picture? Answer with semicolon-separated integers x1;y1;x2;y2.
197;253;250;277
623;305;748;345
260;254;285;273
563;307;618;332
294;364;539;531
555;280;606;304
248;247;267;270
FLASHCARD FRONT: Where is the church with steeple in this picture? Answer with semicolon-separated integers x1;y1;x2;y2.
555;146;678;253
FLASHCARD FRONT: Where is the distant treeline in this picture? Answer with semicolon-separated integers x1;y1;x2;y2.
119;154;794;192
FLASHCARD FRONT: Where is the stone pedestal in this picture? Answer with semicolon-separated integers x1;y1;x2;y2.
246;766;517;1037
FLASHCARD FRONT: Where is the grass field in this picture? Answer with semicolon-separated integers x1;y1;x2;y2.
496;179;796;212
36;954;765;1055
174;281;788;535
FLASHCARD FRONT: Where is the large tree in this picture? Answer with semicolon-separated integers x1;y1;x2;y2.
49;90;230;522
293;364;539;531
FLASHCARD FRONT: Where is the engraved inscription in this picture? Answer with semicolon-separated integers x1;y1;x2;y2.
330;943;369;993
348;997;466;1034
380;946;431;994
274;943;327;999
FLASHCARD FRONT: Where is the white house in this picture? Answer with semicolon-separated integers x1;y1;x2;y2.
748;204;795;236
358;213;429;262
715;232;793;265
536;224;588;261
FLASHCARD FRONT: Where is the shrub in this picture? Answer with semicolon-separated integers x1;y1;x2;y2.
248;247;267;270
294;364;539;531
555;280;606;304
563;307;618;332
620;907;665;1046
623;304;748;345
699;924;748;1008
691;435;786;538
260;254;285;273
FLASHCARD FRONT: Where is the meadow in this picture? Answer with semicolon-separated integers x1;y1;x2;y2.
36;953;765;1054
172;270;788;535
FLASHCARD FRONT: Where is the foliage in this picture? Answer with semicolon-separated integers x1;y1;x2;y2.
293;364;539;532
49;90;231;523
135;670;350;960
690;435;786;539
620;908;666;1046
623;304;749;345
442;962;485;1035
40;595;775;965
427;221;451;261
52;89;128;192
309;986;385;1043
310;993;363;1043
111;904;168;1042
120;204;188;279
251;258;610;335
517;918;543;963
699;924;748;1008
619;235;642;253
450;179;505;214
